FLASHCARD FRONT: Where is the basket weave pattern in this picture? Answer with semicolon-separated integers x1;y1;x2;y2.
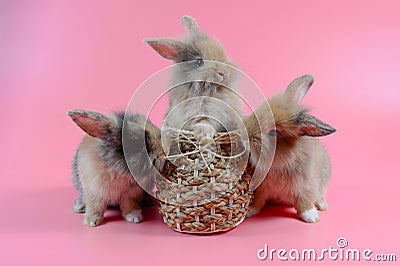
156;130;254;233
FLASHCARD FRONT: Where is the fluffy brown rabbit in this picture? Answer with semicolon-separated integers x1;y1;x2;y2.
245;75;336;223
144;15;243;141
68;110;163;226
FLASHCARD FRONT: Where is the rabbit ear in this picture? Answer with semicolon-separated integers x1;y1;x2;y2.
296;113;336;137
67;110;114;140
284;75;314;104
181;15;199;34
143;38;184;60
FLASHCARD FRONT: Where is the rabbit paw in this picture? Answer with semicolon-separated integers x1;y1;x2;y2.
72;197;85;213
299;207;320;223
124;210;143;223
315;200;328;211
246;206;260;218
193;123;216;142
83;214;103;227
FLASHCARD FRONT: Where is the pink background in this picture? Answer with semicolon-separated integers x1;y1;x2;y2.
1;0;399;265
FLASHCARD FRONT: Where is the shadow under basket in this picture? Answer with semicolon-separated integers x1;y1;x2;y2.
156;129;254;234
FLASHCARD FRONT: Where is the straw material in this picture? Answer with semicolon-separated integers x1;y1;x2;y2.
156;129;254;233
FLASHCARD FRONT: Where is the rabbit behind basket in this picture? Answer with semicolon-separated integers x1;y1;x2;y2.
68;110;163;226
245;75;336;223
144;16;243;142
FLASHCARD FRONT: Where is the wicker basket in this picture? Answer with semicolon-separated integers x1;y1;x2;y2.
156;129;254;233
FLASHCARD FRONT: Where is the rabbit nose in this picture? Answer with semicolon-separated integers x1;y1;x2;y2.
217;72;225;80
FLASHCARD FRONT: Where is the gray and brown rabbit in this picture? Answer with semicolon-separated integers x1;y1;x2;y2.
144;15;244;141
68;110;162;226
245;75;336;223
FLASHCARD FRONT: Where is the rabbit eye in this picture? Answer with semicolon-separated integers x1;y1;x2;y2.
268;129;277;137
195;59;204;68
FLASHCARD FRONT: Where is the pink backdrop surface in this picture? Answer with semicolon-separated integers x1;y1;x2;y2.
1;0;399;265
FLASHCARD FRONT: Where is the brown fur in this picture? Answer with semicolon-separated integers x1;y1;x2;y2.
245;75;335;222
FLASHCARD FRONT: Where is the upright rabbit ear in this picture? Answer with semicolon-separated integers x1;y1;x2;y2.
181;15;200;34
143;38;184;61
285;75;314;104
67;110;114;140
296;113;336;137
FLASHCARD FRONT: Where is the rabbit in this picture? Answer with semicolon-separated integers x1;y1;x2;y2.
143;15;243;143
244;75;336;223
67;110;163;226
